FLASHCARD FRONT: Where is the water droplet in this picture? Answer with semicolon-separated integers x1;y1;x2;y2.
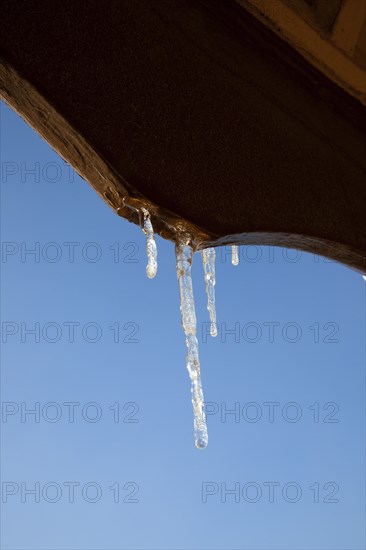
195;431;208;449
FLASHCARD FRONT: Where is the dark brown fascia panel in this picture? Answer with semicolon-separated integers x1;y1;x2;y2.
1;0;365;271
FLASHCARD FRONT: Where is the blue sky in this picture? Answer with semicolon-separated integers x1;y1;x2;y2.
0;101;365;550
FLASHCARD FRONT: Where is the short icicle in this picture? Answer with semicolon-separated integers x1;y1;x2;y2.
176;233;208;449
201;248;217;337
231;245;239;266
141;208;158;279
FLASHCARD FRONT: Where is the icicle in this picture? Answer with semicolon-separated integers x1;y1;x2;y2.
231;245;239;266
176;234;208;449
141;208;157;279
201;248;217;337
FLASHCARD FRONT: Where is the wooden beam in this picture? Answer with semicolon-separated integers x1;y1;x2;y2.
238;0;366;103
332;0;366;55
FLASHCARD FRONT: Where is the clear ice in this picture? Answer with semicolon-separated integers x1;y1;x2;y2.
142;208;158;279
231;245;239;266
201;248;217;337
176;234;208;449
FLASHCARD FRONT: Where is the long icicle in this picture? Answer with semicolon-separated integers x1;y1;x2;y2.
142;208;158;279
201;248;217;337
176;233;208;449
231;245;239;266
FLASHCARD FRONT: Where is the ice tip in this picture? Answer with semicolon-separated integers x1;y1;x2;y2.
146;265;157;279
195;437;208;450
231;245;239;266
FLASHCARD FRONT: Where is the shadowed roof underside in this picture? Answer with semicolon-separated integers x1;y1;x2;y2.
1;0;365;270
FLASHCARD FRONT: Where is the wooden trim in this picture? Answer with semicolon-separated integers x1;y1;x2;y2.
237;0;366;104
332;0;366;55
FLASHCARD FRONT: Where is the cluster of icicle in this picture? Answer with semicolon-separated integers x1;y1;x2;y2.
137;206;240;449
137;208;366;448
